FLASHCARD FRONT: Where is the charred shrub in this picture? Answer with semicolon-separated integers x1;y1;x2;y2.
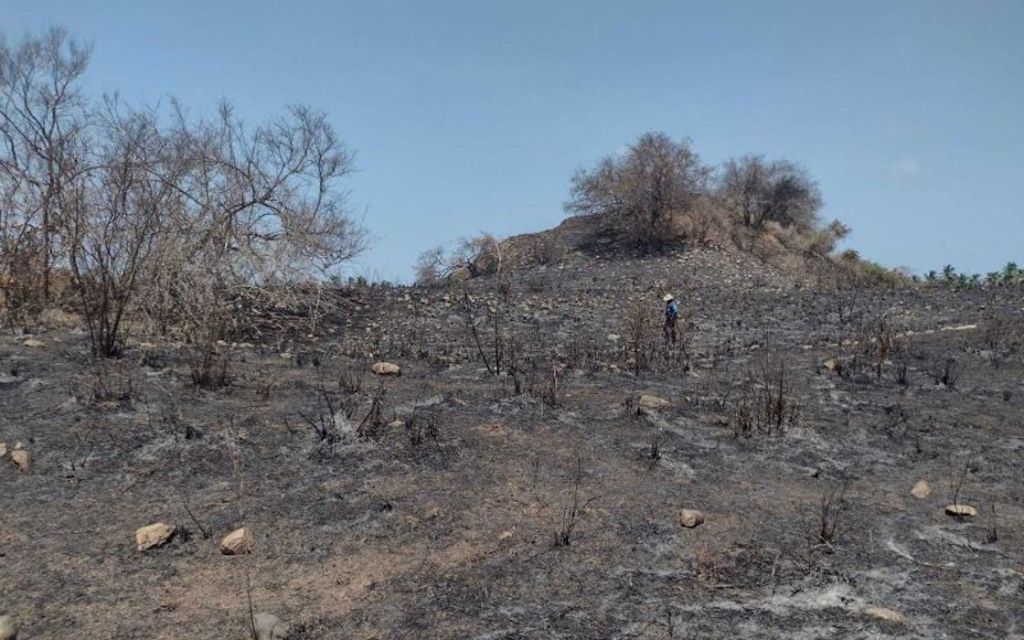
930;356;961;388
818;483;847;547
622;298;658;375
296;382;352;445
405;408;441;448
733;354;798;437
357;384;389;440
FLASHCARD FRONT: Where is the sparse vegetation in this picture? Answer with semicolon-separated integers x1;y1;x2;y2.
565;132;711;253
1;28;368;361
733;353;798;437
2;24;1023;640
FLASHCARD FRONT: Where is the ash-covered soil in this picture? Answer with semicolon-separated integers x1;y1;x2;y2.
2;247;1023;639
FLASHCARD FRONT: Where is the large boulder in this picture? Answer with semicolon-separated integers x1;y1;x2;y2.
220;527;253;555
136;523;176;551
910;480;931;499
371;362;401;376
945;504;977;519
678;509;705;528
637;394;672;413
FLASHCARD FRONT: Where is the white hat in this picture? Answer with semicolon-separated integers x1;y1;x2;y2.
663;294;674;302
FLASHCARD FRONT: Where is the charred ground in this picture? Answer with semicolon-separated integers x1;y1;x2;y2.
2;228;1024;639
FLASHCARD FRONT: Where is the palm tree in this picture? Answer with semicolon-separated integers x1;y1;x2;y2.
942;264;957;283
1003;262;1019;282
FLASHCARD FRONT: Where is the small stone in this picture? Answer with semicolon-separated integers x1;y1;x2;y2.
9;444;29;472
910;480;931;499
945;504;977;518
637;395;672;413
254;612;290;640
0;614;18;640
678;509;705;528
498;530;514;541
864;606;906;624
22;338;44;348
371;361;401;376
0;442;6;458
135;523;175;551
823;359;838;371
220;527;253;555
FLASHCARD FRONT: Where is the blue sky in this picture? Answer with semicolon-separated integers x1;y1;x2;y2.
4;0;1022;281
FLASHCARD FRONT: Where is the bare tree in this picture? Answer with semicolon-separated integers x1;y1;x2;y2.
565;131;710;252
717;154;822;232
2;27;370;362
63;99;184;356
414;245;449;286
0;28;91;308
151;102;368;379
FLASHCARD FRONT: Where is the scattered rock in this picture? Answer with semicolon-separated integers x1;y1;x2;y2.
864;606;906;624
911;480;931;499
945;504;977;518
9;443;29;472
823;358;838;372
498;530;514;542
637;394;672;413
220;527;253;555
371;361;401;376
0;442;6;458
254;612;290;640
22;338;44;348
136;523;176;551
0;614;17;640
678;509;705;528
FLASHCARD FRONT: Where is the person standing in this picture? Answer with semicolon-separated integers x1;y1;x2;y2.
663;293;679;345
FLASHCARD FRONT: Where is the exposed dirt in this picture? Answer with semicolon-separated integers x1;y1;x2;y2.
2;243;1024;639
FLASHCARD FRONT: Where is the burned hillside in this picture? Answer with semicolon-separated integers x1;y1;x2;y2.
2;234;1024;639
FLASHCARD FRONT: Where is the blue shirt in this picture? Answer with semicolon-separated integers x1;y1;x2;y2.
666;300;679;319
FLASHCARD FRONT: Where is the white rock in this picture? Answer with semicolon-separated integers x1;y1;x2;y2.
945;504;977;518
254;613;290;640
22;338;44;348
637;394;672;412
371;361;401;376
220;527;253;555
0;442;6;458
910;480;931;499
678;509;705;528
9;444;29;472
135;523;175;551
864;606;906;624
0;614;18;640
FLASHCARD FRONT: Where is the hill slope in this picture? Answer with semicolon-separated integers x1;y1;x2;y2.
2;238;1023;639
